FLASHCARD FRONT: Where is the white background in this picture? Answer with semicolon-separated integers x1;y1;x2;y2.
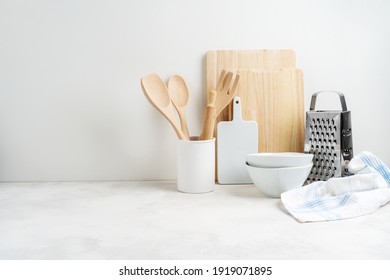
0;0;389;181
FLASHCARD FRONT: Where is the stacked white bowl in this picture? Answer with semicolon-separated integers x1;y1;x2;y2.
245;152;313;198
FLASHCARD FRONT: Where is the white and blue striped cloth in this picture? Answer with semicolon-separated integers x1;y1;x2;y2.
281;151;390;222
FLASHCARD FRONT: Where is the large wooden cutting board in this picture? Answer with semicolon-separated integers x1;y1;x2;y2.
206;50;304;152
207;49;296;120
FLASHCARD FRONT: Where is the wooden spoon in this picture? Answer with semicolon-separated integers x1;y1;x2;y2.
168;75;191;139
141;73;187;140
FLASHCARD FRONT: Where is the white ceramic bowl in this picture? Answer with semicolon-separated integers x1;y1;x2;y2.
246;162;313;198
246;152;313;168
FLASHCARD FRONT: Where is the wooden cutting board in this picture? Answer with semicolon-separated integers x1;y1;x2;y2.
207;49;296;121
217;96;258;184
206;50;304;152
234;68;305;152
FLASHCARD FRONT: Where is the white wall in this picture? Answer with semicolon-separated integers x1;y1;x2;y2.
0;0;389;181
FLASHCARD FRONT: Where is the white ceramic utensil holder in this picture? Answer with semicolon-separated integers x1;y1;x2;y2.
177;137;215;193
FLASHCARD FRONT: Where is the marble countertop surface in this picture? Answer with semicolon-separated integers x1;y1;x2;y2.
0;181;389;260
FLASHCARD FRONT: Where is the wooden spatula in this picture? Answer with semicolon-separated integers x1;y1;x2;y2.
199;71;240;140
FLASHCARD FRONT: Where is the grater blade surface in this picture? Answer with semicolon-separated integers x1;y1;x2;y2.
305;91;353;184
305;111;342;183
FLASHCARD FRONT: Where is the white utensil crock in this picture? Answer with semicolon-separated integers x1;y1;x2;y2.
177;137;215;193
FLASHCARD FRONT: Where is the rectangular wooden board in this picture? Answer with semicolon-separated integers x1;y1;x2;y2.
206;50;304;152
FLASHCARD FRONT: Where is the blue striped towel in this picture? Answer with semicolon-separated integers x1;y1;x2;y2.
281;151;390;222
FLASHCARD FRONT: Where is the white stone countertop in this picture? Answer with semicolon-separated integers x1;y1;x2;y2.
0;181;389;260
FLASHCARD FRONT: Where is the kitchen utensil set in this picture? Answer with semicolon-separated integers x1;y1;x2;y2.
141;71;240;141
140;49;353;192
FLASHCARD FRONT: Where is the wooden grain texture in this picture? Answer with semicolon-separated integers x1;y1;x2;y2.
206;50;304;152
199;90;217;140
199;71;239;140
233;68;304;152
206;49;296;122
168;75;191;139
141;73;187;140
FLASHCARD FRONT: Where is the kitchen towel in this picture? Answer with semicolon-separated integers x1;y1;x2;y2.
281;151;390;222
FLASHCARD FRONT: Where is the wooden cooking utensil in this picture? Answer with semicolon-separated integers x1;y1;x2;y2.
141;73;187;140
199;89;217;141
199;71;240;140
168;75;191;139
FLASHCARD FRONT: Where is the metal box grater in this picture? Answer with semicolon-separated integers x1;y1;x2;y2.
305;91;353;183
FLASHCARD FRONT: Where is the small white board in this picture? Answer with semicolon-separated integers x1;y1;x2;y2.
217;96;258;184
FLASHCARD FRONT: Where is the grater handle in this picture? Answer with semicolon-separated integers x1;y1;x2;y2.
310;91;348;111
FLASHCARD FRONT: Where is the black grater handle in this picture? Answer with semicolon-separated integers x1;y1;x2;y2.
310;91;348;112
